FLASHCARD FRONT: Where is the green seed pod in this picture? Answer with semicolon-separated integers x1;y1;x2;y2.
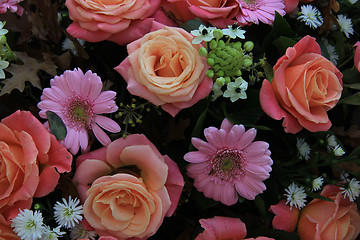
206;70;214;78
218;40;225;48
199;47;208;56
242;58;253;68
244;41;254;52
209;40;217;49
207;58;215;66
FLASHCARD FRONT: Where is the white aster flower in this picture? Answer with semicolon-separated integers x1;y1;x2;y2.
322;39;339;65
222;23;246;39
340;178;360;202
43;226;65;240
285;183;307;209
312;176;324;191
54;197;83;229
191;25;216;44
296;138;311;160
298;5;324;29
62;38;85;56
223;77;248;102
337;14;353;38
11;209;45;240
333;145;345;156
70;223;97;240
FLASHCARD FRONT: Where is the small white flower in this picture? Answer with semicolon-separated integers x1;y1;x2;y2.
322;39;339;65
312;176;324;191
340;178;360;202
223;77;248;102
70;223;97;240
326;134;338;149
211;82;223;101
43;226;65;240
333;145;345;156
11;209;45;240
296;138;311;160
285;183;307;209
222;23;246;39
62;38;85;56
340;171;350;181
54;197;83;229
337;15;353;38
298;5;323;29
0;21;8;36
191;25;216;44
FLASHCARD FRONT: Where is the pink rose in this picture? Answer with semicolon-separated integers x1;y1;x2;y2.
65;0;172;45
195;216;275;240
260;35;343;133
269;199;300;232
0;110;72;222
73;134;184;239
0;213;19;239
115;25;212;117
354;42;360;72
297;184;360;240
162;0;239;28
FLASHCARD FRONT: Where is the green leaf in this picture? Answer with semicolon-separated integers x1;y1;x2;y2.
189;99;209;151
272;36;297;56
181;18;204;32
342;68;360;84
307;192;334;202
262;61;274;83
46;111;67;140
344;83;360;90
339;92;360;105
254;195;266;216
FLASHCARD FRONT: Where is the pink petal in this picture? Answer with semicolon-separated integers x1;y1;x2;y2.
91;123;111;146
94;115;121;133
269;200;300;232
184;151;209;163
198;216;247;240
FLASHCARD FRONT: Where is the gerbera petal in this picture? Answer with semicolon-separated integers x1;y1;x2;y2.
191;138;217;154
79;129;89;151
94;115;121;133
236;128;257;149
184;151;209;163
91;123;111;146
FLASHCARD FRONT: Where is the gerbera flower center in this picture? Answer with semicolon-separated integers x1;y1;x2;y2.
241;0;263;10
208;148;245;183
64;95;94;129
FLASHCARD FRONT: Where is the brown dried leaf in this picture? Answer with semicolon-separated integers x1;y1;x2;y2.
1;51;57;96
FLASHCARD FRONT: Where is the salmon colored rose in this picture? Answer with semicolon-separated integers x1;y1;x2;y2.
162;0;239;28
0;110;72;222
65;0;175;45
354;42;360;72
297;184;360;240
115;24;213;117
269;199;300;232
0;214;19;240
73;134;184;239
260;36;343;133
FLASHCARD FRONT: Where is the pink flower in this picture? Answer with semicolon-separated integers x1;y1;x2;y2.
73;134;184;239
162;0;240;28
0;0;23;16
37;68;120;155
269;199;300;232
236;0;286;25
184;118;273;206
115;24;212;117
195;216;275;240
354;42;360;72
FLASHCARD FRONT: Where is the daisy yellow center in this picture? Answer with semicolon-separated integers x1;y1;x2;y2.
208;148;246;183
64;95;94;129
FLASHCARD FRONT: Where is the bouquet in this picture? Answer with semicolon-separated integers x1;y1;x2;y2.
0;0;359;239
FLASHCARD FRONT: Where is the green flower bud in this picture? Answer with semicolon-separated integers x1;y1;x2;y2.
199;47;207;56
206;70;214;78
216;70;224;77
208;53;216;59
216;77;225;86
213;29;223;39
207;58;215;66
33;203;43;210
209;40;217;49
213;64;221;71
232;42;242;51
244;41;254;52
235;69;242;76
242;58;253;68
225;76;231;84
218;40;225;48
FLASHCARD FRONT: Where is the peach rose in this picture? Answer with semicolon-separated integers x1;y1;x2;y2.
162;0;239;28
354;42;360;72
73;134;184;239
260;35;343;133
0;214;19;240
115;25;213;117
0;110;72;222
269;199;300;232
297;184;360;240
65;0;176;45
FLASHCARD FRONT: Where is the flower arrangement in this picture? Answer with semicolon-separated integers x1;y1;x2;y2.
0;0;359;239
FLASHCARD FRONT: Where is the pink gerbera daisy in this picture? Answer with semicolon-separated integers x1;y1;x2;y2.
184;118;272;206
236;0;286;25
38;68;120;154
0;0;24;15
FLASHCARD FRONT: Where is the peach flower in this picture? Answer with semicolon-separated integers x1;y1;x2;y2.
0;213;19;240
115;24;212;117
260;35;343;133
354;42;360;72
297;184;360;240
65;0;176;45
0;110;72;222
269;199;300;232
162;0;239;28
73;134;184;239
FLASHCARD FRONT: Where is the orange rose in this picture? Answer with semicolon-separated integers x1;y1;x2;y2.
0;214;19;240
260;36;343;133
297;184;360;240
115;25;212;117
0;110;72;222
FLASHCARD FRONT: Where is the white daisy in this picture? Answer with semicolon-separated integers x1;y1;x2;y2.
190;25;216;44
326;134;338;149
223;77;248;102
11;209;45;240
298;5;324;29
340;178;360;202
296;138;311;160
322;39;339;65
312;176;324;191
333;145;345;156
43;226;66;240
222;23;246;39
285;183;307;209
70;223;97;240
337;14;354;38
54;197;83;229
